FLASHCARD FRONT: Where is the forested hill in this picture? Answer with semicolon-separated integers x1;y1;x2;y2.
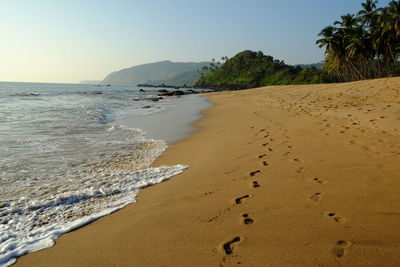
194;50;327;90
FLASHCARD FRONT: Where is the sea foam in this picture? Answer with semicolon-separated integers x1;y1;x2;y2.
0;83;205;266
0;127;187;266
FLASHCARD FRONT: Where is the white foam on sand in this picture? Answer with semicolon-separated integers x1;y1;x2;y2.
0;94;211;266
0;127;187;267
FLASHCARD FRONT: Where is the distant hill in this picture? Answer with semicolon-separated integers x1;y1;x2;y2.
102;61;210;86
194;50;327;90
296;62;324;70
80;80;101;85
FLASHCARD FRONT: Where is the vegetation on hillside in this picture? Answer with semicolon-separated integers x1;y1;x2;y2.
317;0;400;82
194;50;327;90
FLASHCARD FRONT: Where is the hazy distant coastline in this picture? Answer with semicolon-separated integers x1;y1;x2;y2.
80;80;101;85
97;61;210;87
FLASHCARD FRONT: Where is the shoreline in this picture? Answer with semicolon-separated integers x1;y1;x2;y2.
1;94;210;267
16;78;400;266
119;94;212;144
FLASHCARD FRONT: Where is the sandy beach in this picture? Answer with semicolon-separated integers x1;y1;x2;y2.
16;78;400;266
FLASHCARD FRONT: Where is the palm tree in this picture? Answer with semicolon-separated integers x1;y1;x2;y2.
316;26;337;50
358;0;379;26
356;0;382;77
388;0;400;38
388;1;400;71
317;0;400;81
334;14;358;31
376;5;400;74
333;14;369;80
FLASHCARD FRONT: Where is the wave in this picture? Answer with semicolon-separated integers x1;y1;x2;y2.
0;127;188;266
8;93;41;97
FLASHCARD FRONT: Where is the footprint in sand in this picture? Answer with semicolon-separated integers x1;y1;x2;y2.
242;213;254;225
235;195;250;204
296;166;305;173
325;212;346;223
223;237;241;255
250;170;261;177
252;181;261;188
254;129;266;136
262;161;268;166
332;240;350;258
258;154;267;159
313;178;325;184
310;192;322;201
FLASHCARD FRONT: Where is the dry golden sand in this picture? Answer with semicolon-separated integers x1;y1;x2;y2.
17;78;400;266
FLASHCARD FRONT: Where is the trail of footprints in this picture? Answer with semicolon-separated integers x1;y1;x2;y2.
312;178;349;255
221;127;272;262
222;126;294;259
219;125;351;263
241;88;400;262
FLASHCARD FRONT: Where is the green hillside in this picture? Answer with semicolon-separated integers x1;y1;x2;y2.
194;50;327;90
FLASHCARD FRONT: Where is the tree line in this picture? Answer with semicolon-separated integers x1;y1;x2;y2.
197;57;229;78
317;0;400;82
194;50;326;90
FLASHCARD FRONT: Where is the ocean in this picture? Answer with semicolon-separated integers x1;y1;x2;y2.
0;82;209;266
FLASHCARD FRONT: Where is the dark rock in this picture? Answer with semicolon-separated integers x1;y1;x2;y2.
157;89;203;97
142;105;151;109
139;89;146;92
158;92;172;96
173;90;185;95
148;97;163;102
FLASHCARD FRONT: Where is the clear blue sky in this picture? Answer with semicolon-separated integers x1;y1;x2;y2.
0;0;391;83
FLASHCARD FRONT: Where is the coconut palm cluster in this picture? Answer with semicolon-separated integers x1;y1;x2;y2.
317;0;400;82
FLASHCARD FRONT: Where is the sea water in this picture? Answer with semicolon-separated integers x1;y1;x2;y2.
0;82;208;266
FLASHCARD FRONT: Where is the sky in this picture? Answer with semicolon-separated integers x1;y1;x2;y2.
0;0;392;83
